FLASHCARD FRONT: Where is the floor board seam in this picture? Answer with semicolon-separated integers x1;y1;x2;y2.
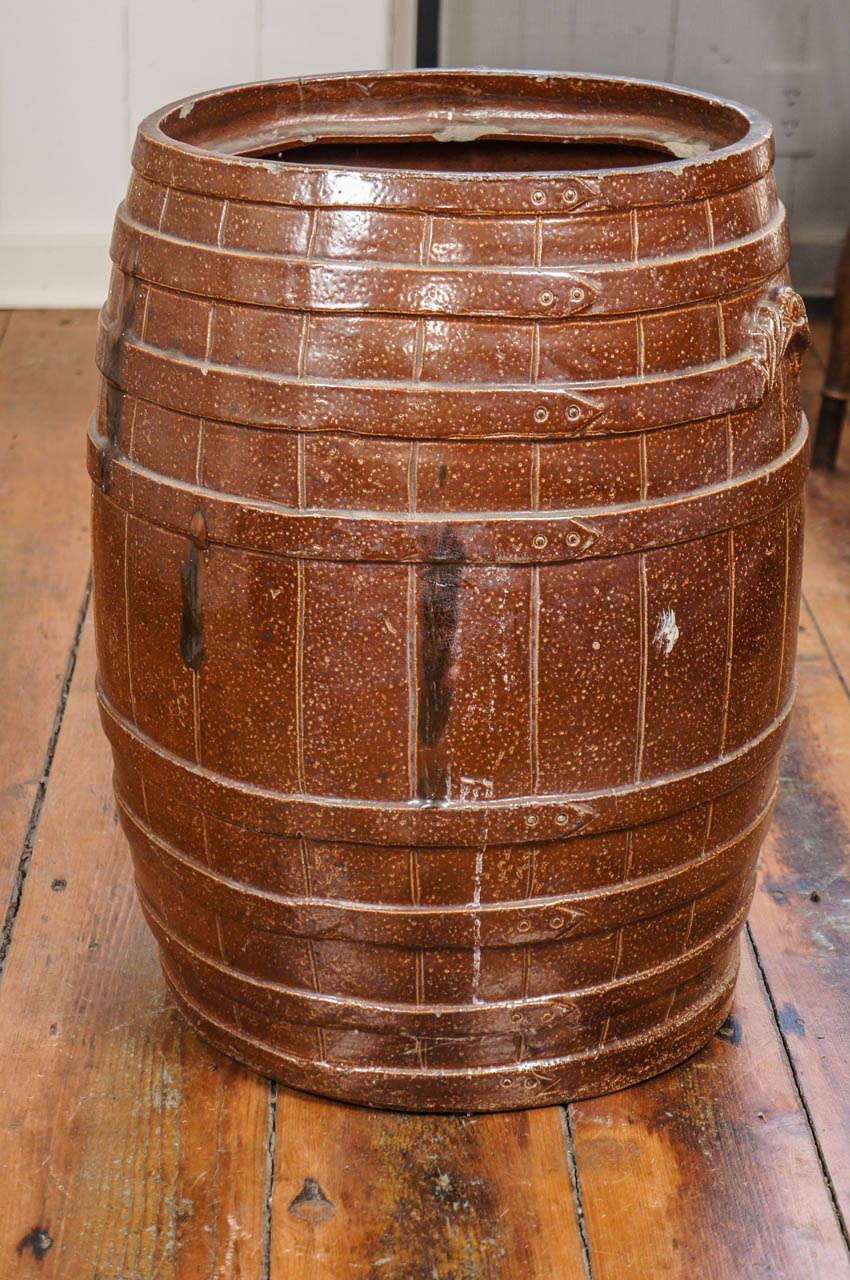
560;1105;595;1279
802;592;850;704
0;570;91;984
746;925;850;1254
260;1079;278;1280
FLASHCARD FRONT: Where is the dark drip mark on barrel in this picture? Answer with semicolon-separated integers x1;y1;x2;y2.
416;525;465;802
98;248;139;493
180;547;203;669
180;509;207;670
288;1177;335;1223
99;383;125;493
101;246;140;383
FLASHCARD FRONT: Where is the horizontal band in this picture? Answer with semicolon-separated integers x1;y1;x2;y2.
89;416;808;565
111;206;788;320
124;789;769;946
141;883;747;1036
96;323;779;443
98;682;791;845
163;952;737;1109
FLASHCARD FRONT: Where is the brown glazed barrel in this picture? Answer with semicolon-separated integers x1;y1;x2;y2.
90;71;810;1112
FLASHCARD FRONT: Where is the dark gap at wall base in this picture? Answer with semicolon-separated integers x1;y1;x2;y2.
416;0;442;67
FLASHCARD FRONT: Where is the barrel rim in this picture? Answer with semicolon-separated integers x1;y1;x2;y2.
131;70;774;215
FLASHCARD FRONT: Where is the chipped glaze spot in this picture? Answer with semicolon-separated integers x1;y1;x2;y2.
654;606;681;656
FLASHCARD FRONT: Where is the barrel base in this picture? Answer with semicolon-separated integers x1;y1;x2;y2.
163;954;738;1113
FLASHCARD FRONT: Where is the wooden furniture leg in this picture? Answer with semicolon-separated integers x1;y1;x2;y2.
813;222;850;468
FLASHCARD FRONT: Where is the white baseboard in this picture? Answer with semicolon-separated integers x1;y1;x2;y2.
0;233;111;308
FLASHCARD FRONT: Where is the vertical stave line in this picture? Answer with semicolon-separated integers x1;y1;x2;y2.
775;505;791;717
295;559;306;794
216;200;228;247
720;529;737;754
191;671;202;766
406;564;418;800
634;554;648;782
123;511;138;726
530;566;540;794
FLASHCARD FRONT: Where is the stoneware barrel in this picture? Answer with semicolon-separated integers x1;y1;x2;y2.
90;71;810;1112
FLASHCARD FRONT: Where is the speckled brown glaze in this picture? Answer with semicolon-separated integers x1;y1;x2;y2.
90;71;810;1112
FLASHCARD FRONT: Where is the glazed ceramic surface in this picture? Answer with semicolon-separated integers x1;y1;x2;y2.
90;71;809;1111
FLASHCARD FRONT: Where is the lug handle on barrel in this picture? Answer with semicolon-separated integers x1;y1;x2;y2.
748;285;810;395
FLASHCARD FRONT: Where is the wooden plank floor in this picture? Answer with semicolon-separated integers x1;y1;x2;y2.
0;308;848;1279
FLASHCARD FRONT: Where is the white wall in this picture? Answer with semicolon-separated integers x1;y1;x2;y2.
4;0;845;303
442;0;850;295
0;0;415;306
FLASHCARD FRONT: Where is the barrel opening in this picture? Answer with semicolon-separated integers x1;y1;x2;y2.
240;137;680;173
156;73;764;187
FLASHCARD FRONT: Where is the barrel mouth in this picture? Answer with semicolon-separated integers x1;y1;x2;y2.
137;70;772;211
243;137;682;174
159;70;760;167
